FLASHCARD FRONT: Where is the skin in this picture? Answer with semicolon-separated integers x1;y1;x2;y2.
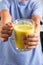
0;9;40;50
0;10;13;41
23;16;40;49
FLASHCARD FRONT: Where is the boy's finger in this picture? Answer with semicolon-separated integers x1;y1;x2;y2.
26;34;38;38
6;22;13;27
27;37;38;42
24;45;37;49
1;34;10;38
1;30;12;34
26;34;34;38
2;25;10;30
27;42;38;46
2;38;8;42
2;25;13;31
24;40;38;46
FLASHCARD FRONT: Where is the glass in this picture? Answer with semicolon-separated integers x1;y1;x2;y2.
13;19;34;51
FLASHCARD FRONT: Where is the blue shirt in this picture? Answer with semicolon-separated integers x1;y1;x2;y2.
0;0;42;65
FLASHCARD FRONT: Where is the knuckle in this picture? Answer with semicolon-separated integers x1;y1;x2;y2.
3;38;8;42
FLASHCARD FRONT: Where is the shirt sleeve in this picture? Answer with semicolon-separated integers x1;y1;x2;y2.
32;1;42;19
0;0;10;11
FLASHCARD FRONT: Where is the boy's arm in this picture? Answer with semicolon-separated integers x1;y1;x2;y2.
31;15;40;34
0;10;13;41
0;0;13;41
23;2;42;49
0;10;11;24
0;0;11;24
31;1;42;35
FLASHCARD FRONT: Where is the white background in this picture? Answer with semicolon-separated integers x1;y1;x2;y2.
40;0;43;17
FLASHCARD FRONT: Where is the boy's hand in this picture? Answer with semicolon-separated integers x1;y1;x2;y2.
23;33;39;50
23;19;40;50
0;10;13;42
0;22;13;42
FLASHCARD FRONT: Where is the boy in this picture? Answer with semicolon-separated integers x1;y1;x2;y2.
0;0;42;65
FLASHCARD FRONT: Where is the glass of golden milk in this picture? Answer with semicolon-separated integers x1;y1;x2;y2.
13;19;34;51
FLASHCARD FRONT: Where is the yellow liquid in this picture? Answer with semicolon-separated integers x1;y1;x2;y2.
14;24;34;50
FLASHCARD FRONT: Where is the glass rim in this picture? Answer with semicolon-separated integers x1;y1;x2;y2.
13;19;35;25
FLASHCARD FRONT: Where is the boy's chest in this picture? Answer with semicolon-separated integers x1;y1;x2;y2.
10;0;32;20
